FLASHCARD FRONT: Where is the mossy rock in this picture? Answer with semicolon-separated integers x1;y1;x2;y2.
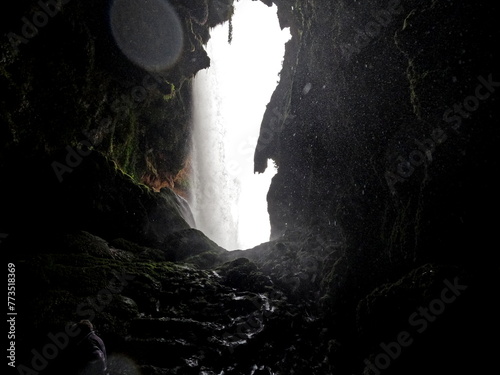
216;258;273;293
110;237;166;262
184;250;224;269
162;228;227;264
61;231;113;258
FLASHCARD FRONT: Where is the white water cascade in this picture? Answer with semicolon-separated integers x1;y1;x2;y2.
189;1;291;250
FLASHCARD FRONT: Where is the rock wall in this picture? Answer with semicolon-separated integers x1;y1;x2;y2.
1;0;234;191
258;0;500;278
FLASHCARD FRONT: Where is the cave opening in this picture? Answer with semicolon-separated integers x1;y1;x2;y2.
189;0;291;250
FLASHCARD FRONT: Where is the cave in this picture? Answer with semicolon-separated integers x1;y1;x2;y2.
1;1;499;375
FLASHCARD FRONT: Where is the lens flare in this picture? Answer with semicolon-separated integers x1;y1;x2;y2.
107;353;141;375
110;0;184;71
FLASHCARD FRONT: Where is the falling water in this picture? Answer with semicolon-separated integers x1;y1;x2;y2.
189;1;291;250
190;66;240;249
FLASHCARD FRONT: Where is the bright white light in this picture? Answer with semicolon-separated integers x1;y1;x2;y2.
190;0;291;250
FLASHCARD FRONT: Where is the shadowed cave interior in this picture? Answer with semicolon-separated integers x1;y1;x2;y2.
1;0;499;374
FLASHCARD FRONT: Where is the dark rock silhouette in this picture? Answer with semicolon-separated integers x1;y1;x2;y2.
2;0;499;374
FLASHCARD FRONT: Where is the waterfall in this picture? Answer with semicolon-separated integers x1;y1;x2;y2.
190;66;240;249
188;1;291;250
